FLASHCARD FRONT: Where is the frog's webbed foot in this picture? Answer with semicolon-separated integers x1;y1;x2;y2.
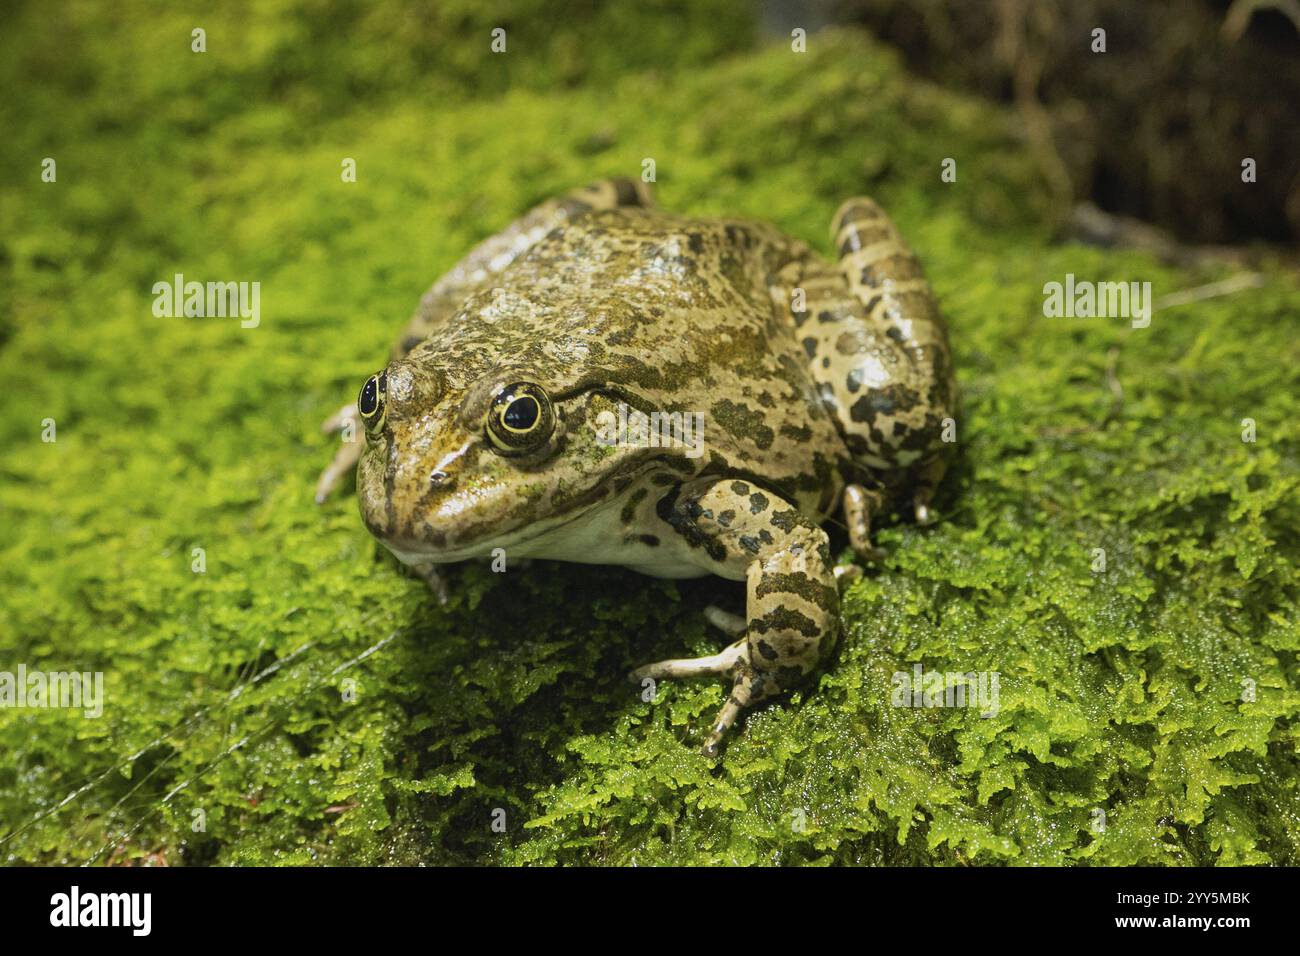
631;480;839;757
315;403;362;503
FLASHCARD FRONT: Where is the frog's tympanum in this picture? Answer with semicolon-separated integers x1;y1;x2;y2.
318;179;956;755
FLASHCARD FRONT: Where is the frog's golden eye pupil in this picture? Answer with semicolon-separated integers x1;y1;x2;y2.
503;395;539;431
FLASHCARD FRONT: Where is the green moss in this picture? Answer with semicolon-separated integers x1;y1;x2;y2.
1;3;1297;866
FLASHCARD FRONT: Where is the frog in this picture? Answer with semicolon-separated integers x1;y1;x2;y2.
316;178;956;756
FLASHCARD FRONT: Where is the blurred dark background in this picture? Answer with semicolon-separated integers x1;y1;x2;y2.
813;0;1300;246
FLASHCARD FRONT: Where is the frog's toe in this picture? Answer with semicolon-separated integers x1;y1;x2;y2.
702;665;782;758
321;402;358;434
841;483;888;563
412;562;450;605
703;605;746;637
314;440;363;503
910;457;948;527
833;564;863;587
628;638;746;684
854;542;889;563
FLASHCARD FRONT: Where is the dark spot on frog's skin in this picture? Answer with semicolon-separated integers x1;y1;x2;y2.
770;508;803;533
846;368;862;393
749;606;820;638
730;481;751;497
850;386;922;423
639;534;660;547
756;640;779;661
756;572;837;612
778;664;809;684
900;419;942;452
606;327;635;346
749;492;769;514
655;487;680;523
893;420;909;437
862;294;882;315
822;357;830;369
801;337;818;359
863;255;924;286
660;488;728;563
724;224;752;249
755;391;776;409
711;398;775;450
739;534;761;554
652;473;677;487
660;455;695;475
620;487;648;525
688;232;705;255
718;509;735;527
779;422;812;443
886;325;906;344
759;529;774;546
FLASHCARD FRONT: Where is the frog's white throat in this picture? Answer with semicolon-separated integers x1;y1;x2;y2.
379;490;709;580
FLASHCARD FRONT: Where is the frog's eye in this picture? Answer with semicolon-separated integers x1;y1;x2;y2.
358;371;387;437
486;382;554;455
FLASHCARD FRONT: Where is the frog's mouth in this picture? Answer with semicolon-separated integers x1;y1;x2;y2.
379;493;616;567
377;451;669;568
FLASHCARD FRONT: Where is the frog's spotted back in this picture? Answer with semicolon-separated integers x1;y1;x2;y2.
392;178;656;358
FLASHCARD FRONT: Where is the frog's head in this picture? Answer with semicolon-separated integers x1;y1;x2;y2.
354;350;647;565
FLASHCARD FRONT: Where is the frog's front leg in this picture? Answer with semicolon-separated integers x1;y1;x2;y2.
631;480;839;756
315;402;363;502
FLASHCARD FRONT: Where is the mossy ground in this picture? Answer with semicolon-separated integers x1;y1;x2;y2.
2;2;1297;866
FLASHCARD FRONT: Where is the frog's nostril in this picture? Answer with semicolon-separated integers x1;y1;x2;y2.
429;470;452;487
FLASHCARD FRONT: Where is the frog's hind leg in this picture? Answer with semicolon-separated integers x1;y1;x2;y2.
794;199;957;537
835;198;957;525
